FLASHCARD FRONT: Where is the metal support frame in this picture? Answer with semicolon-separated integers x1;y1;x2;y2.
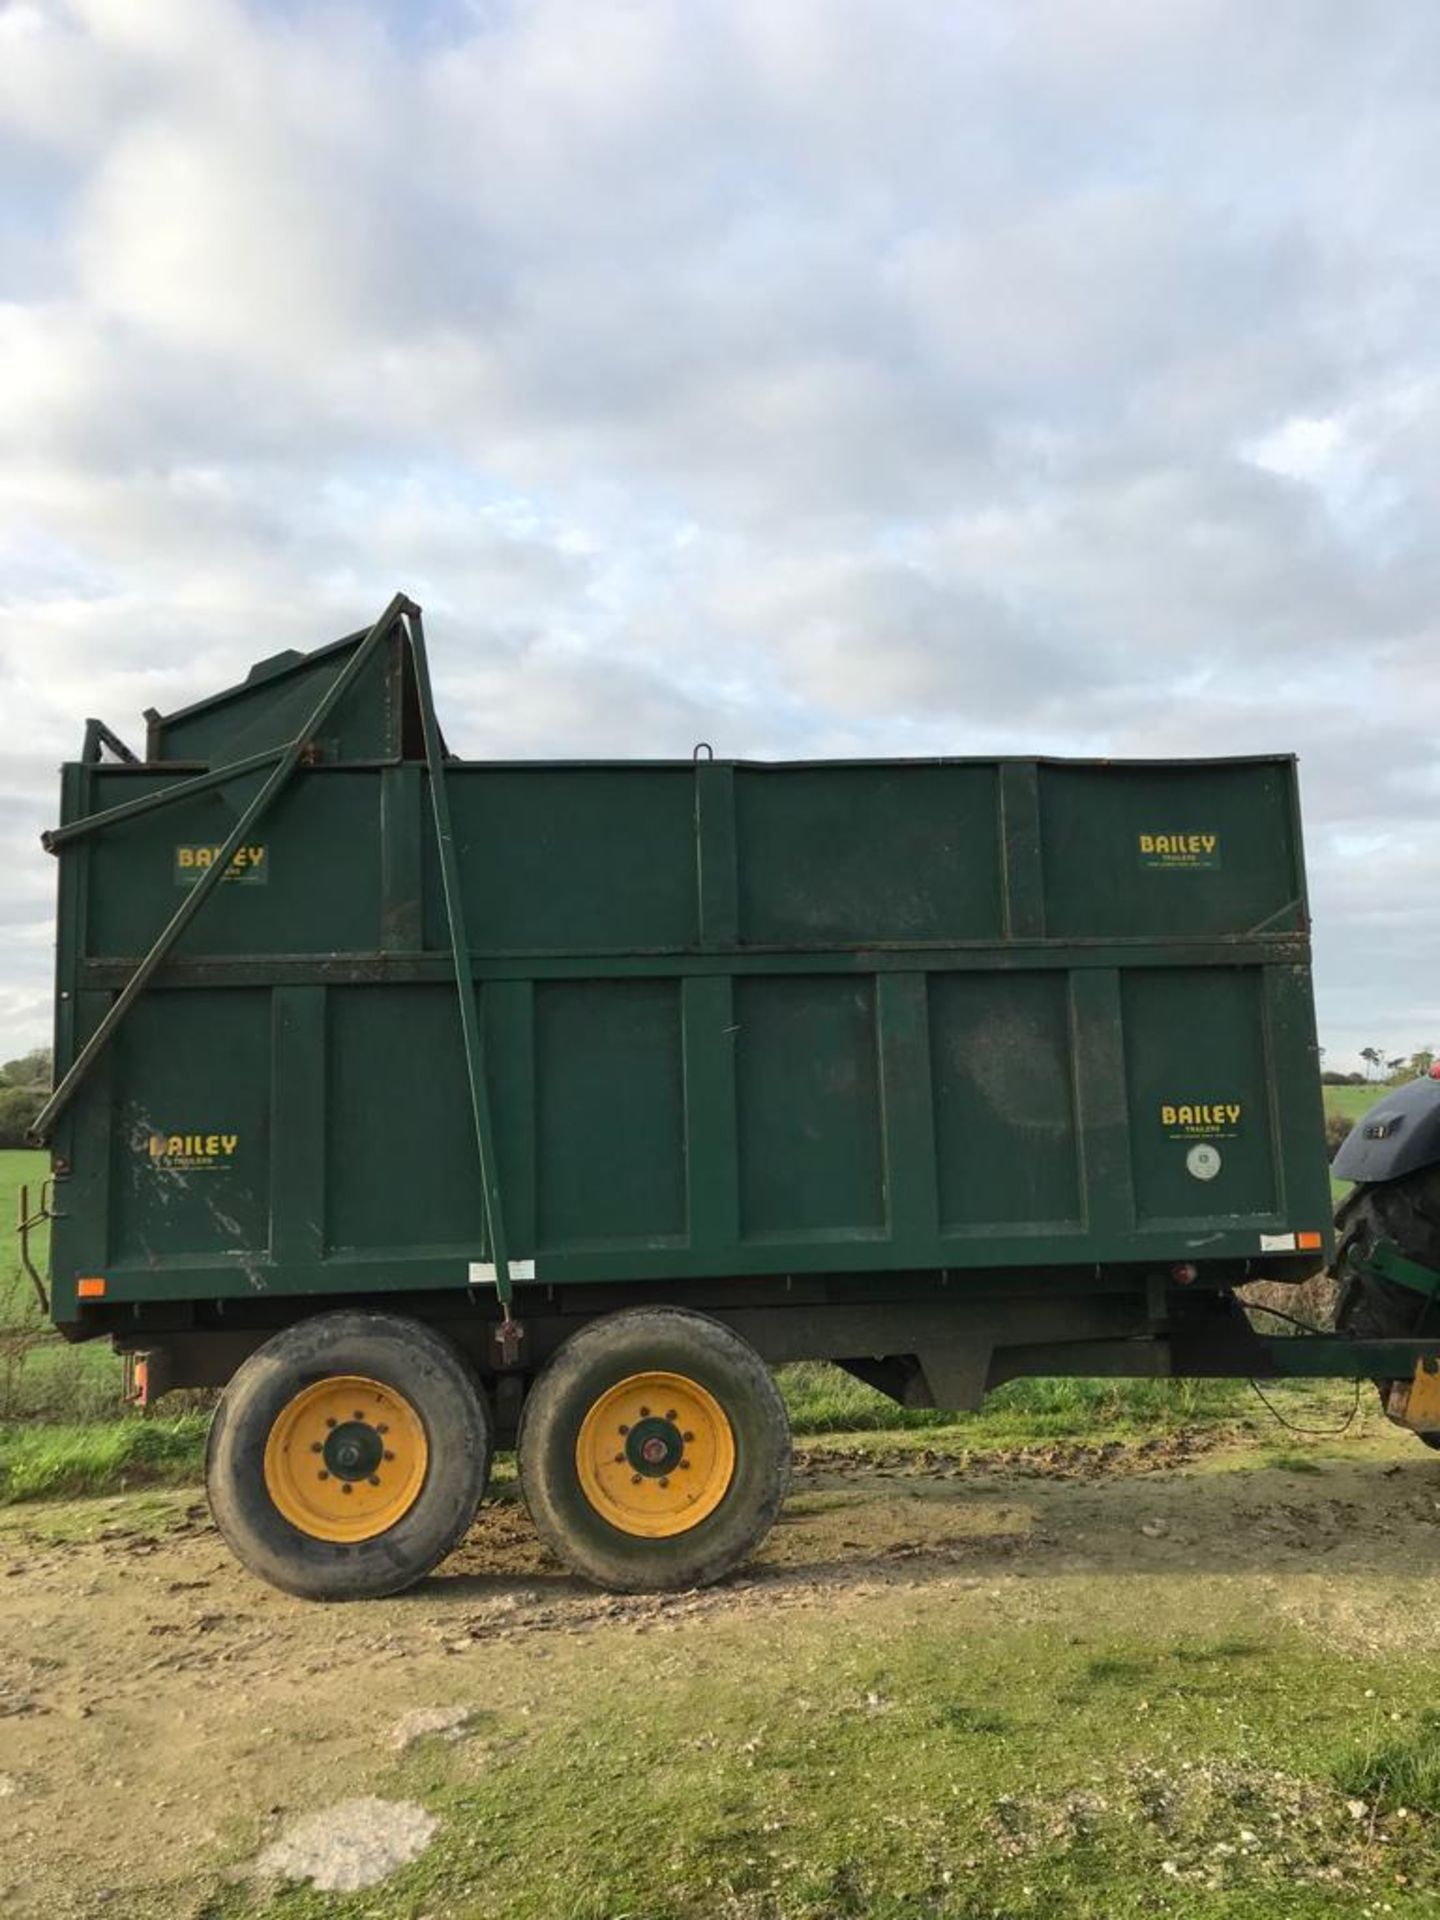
32;592;415;1143
31;592;516;1317
81;718;141;767
43;745;289;852
403;607;515;1312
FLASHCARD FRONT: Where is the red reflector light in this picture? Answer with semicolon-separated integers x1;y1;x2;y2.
1430;1061;1440;1078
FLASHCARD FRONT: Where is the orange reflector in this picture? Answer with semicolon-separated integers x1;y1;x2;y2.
77;1277;107;1299
1297;1232;1324;1252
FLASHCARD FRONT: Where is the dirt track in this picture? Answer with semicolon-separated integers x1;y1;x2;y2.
4;1427;1440;1917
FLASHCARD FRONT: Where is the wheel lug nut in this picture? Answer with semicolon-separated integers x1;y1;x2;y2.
368;1476;380;1487
631;1474;641;1485
618;1424;629;1436
384;1450;395;1462
680;1460;691;1470
326;1418;337;1428
666;1409;677;1421
683;1431;695;1442
342;1484;353;1495
310;1442;322;1454
639;1406;651;1417
318;1471;329;1481
613;1452;625;1463
353;1411;365;1422
659;1477;670;1488
376;1424;388;1436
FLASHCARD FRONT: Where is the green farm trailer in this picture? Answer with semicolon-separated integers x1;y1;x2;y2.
24;595;1429;1599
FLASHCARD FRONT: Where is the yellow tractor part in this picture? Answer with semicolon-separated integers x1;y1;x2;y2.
263;1374;428;1543
575;1370;735;1538
1385;1357;1440;1436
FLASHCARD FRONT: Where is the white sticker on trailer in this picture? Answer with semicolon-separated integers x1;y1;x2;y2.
1259;1233;1297;1253
468;1260;536;1284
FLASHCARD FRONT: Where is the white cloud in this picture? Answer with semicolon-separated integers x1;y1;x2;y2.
2;0;1440;1067
1245;414;1344;482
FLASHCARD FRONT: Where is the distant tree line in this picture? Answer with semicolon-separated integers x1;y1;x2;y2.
0;1050;51;1149
1321;1047;1435;1087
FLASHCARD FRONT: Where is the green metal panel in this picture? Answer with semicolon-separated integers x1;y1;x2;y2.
41;615;1335;1320
433;768;699;952
149;631;400;764
1038;760;1304;938
735;976;885;1237
110;988;272;1266
326;985;485;1255
930;971;1081;1232
535;979;687;1248
84;770;383;958
734;764;1003;943
1122;967;1277;1226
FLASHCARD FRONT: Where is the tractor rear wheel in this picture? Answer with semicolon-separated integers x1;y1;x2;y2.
518;1307;791;1592
1335;1168;1440;1445
207;1311;491;1599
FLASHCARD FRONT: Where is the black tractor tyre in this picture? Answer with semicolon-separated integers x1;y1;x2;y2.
517;1306;792;1593
1335;1168;1440;1446
207;1311;492;1600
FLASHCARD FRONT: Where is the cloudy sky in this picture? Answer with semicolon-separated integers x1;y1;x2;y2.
1;0;1437;1069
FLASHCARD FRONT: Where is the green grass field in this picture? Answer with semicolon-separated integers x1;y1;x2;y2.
192;1609;1440;1920
1324;1083;1391;1122
1326;1083;1387;1203
0;1146;126;1428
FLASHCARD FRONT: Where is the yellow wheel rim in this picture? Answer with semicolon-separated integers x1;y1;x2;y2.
263;1375;428;1544
575;1371;735;1538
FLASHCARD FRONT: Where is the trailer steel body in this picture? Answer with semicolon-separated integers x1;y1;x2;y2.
32;597;1414;1597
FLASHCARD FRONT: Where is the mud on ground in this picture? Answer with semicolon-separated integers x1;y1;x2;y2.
3;1421;1440;1917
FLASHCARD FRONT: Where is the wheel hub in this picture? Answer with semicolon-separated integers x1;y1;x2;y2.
263;1375;428;1543
627;1416;684;1477
574;1370;735;1538
323;1419;385;1482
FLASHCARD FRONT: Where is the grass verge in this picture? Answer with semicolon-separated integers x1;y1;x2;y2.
0;1365;1351;1509
0;1413;210;1502
780;1360;1252;1438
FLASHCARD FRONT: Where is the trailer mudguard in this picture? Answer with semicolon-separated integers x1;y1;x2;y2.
1332;1075;1440;1185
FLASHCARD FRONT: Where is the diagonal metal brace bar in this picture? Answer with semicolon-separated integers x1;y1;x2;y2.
404;608;513;1307
81;718;141;767
43;745;289;851
31;592;416;1145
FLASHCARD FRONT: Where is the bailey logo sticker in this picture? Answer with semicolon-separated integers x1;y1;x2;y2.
174;844;267;885
148;1131;240;1170
1161;1102;1242;1140
1139;832;1220;870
